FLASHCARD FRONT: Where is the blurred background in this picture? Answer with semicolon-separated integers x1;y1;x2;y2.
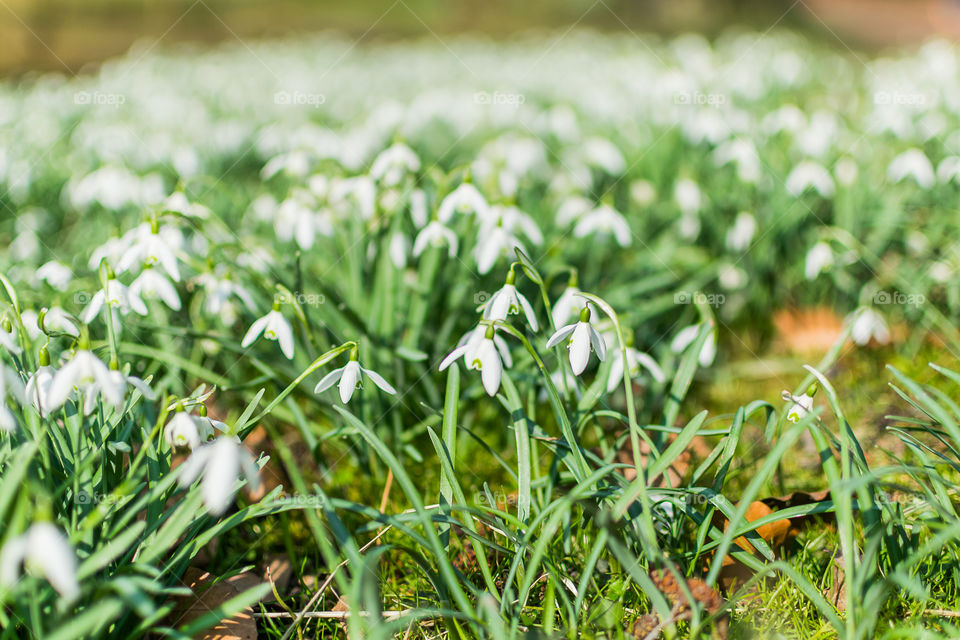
2;0;960;74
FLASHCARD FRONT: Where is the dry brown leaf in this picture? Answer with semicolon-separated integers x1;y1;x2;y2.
634;570;728;639
171;567;265;640
773;307;844;355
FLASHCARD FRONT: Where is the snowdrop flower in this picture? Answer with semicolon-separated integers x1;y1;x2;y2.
850;307;891;346
80;275;148;324
0;522;78;600
713;138;761;184
409;188;429;228
606;344;665;393
388;232;409;268
936;156;960;184
0;322;20;355
670;324;717;367
413;220;458;258
129;266;181;311
887;148;935;189
556;196;593;227
22;307;78;339
161;191;210;219
630;180;657;207
35;261;72;291
330;176;376;220
440;325;506;396
107;367;155;403
804;242;834;280
546;307;607;376
674;179;702;216
786;383;818;423
834;157;859;186
725;212;756;252
117;221;182;281
583;137;626;174
275;189;332;250
483;271;538;331
165;409;204;450
241;302;295;360
25;347;54;416
551;276;595;329
573;204;632;247
474;224;525;275
437;182;489;224
178;436;260;516
0;365;25;432
261;150;311;179
46;348;125;415
87;235;128;271
786;161;835;198
196;270;255;324
314;348;396;404
370;142;420;187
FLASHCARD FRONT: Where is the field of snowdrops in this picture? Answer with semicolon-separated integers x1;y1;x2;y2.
3;27;960;639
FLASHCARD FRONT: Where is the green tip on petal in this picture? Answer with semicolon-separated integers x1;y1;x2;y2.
0;317;10;333
199;404;207;417
806;382;819;397
579;306;592;323
484;324;496;340
38;346;50;367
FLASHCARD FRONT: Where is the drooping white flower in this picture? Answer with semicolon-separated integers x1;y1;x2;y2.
674;178;702;216
834;157;859;186
165;411;205;450
474;224;525;275
0;522;78;600
129;266;181;311
887;148;935;189
25;346;54;416
804;242;834;280
161;191;211;219
670;324;717;367
583;137;626;175
630;180;657;207
21;307;78;339
552;283;591;329
80;277;148;324
936;156;960;184
388;232;409;268
35;261;72;291
786;384;818;423
785;161;835;198
483;272;538;331
274;189;333;250
556;196;593;227
196;270;256;325
87;235;128;271
573;204;632;247
46;349;126;415
437;182;489;224
409;188;429;228
713;138;761;184
117;222;182;281
439;325;506;396
0;365;25;432
606;344;665;393
0;323;20;355
241;304;295;360
330;176;376;220
370;142;420;187
314;350;396;404
850;307;891;346
546;307;607;375
725;212;756;252
413;221;458;258
178;436;260;516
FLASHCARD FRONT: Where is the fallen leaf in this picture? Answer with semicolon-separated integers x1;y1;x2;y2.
171;567;265;640
773;307;844;355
